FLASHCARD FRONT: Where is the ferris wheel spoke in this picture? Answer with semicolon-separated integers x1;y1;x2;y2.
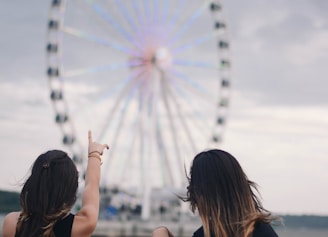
168;1;209;46
142;0;152;25
163;75;197;154
101;81;140;182
118;119;140;186
106;84;139;154
158;0;170;28
168;68;216;102
73;0;141;54
154;120;175;187
160;73;184;181
97;70;146;142
62;62;136;78
113;0;138;34
62;26;133;54
149;72;174;187
93;76;136;103
83;0;143;51
169;76;215;110
172;31;218;55
104;90;144;186
172;59;219;70
132;1;143;28
138;88;146;190
167;0;187;32
167;76;214;139
152;0;160;24
167;72;217;135
71;76;135;124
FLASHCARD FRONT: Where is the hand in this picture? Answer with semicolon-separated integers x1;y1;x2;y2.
88;130;109;155
152;226;174;237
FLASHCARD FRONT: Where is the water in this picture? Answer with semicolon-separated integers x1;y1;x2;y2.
276;228;328;237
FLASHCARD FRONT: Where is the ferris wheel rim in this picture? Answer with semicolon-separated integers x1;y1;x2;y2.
46;0;232;190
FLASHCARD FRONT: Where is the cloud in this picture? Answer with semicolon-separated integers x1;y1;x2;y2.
224;0;328;107
0;80;65;191
285;31;328;65
222;91;328;214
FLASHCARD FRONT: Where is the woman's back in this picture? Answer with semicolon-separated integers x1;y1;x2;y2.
192;221;278;237
2;131;109;237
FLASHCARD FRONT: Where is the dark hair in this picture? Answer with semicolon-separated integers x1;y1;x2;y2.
183;149;274;237
16;150;79;237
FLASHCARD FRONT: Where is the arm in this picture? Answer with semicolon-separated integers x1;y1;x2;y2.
72;131;109;237
152;226;174;237
2;212;20;237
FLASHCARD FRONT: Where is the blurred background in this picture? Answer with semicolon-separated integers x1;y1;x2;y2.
0;0;328;236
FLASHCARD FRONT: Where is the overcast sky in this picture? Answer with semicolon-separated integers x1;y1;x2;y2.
0;0;327;215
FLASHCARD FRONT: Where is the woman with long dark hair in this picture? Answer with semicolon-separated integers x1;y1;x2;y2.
2;130;109;237
153;149;279;237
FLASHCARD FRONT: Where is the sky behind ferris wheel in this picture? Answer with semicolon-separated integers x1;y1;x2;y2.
0;0;327;215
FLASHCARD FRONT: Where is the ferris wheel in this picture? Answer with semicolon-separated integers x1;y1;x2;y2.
46;0;231;199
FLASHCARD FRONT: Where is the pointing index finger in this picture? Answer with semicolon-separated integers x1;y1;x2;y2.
88;130;92;143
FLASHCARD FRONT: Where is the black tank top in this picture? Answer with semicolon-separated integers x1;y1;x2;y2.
192;222;278;237
54;213;75;237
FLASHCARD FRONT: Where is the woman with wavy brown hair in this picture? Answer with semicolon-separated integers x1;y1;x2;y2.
153;149;279;237
2;131;109;237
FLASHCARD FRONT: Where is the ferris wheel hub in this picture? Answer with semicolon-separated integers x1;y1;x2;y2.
148;47;171;71
153;47;171;69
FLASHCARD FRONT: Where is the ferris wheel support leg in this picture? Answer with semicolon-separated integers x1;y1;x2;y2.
141;181;151;220
140;132;151;220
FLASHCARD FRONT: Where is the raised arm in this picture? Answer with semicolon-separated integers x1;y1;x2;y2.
72;130;109;237
152;226;175;237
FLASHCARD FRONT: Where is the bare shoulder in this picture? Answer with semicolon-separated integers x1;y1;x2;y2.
2;212;20;237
